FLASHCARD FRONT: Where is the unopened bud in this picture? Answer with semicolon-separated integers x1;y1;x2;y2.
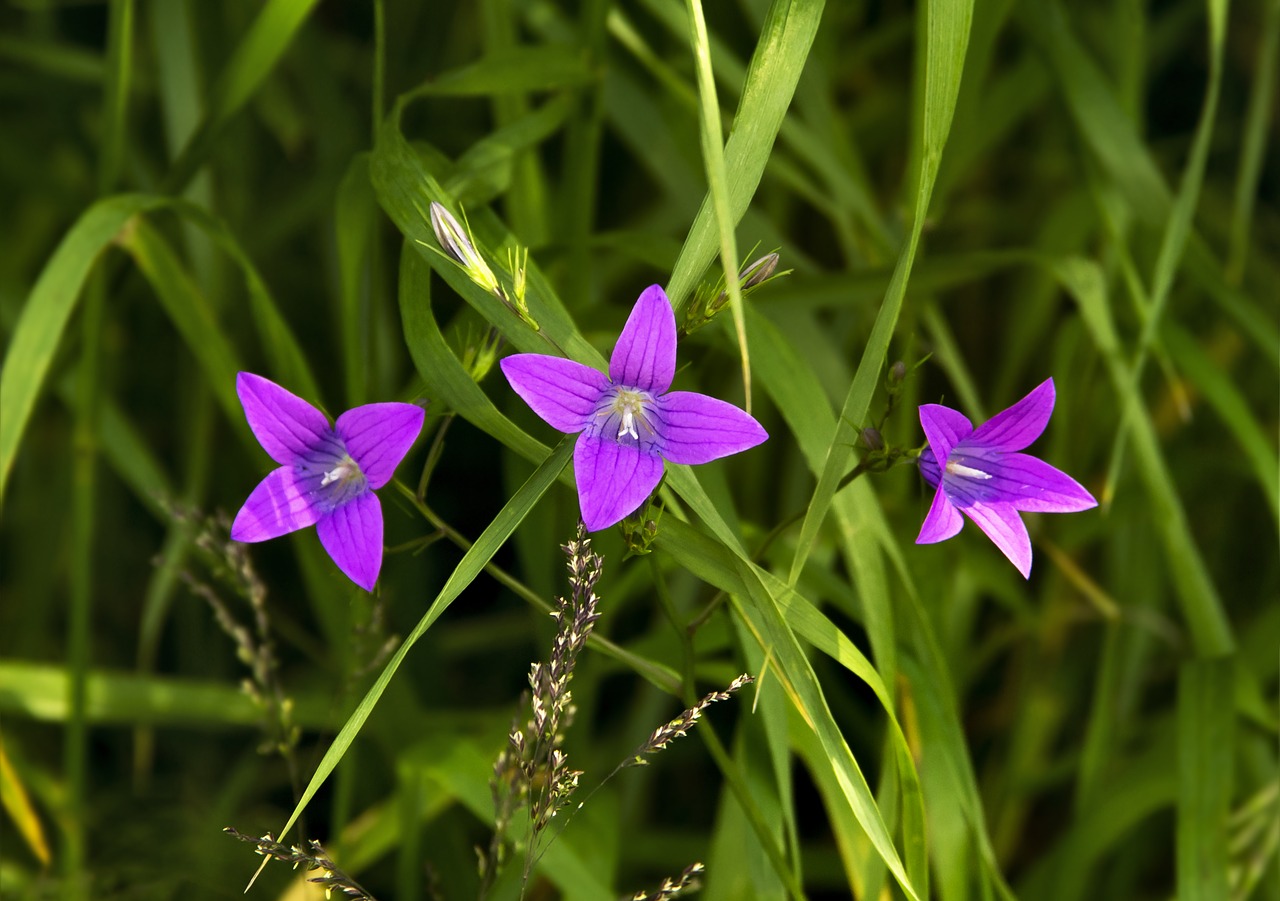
428;201;503;298
739;252;780;290
889;361;907;384
861;427;885;451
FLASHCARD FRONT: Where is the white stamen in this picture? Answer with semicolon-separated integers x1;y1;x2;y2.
946;460;991;480
321;462;352;486
618;409;639;440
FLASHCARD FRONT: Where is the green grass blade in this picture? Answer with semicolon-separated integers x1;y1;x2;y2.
163;0;321;193
1104;0;1229;501
665;0;826;310
0;661;333;729
417;46;595;96
274;437;573;841
1226;0;1278;283
1177;657;1234;900
787;0;974;584
1161;323;1279;525
336;154;376;407
656;518;924;901
98;0;134;194
685;0;750;407
116;220;245;426
397;242;548;465
0;194;168;509
1057;257;1235;656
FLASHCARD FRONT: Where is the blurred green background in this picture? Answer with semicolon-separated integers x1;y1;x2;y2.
1;0;1276;899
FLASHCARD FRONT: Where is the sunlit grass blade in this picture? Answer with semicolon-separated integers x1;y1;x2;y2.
0;737;51;867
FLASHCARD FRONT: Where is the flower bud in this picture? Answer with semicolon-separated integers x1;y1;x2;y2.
739;252;780;290
889;361;907;384
861;427;885;451
429;201;503;298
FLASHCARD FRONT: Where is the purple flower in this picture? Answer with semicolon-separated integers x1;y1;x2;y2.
916;378;1096;578
231;373;424;591
500;285;767;532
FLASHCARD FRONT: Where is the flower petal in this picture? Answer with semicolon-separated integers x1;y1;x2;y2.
316;492;383;591
237;372;333;465
336;402;425;489
231;466;324;542
918;403;973;466
609;284;676;393
939;447;1098;514
963;502;1033;578
969;378;1055;452
655;391;768;465
1001;454;1098;513
916;485;963;545
574;433;665;531
501;354;610;433
918;447;942;489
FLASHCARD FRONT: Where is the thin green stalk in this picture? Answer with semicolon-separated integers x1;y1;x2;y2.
371;0;385;140
1105;0;1229;499
1226;0;1278;284
685;0;750;409
65;277;105;901
561;0;610;307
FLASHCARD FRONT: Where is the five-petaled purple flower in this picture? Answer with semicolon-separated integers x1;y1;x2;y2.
231;373;424;591
917;378;1096;578
500;285;767;532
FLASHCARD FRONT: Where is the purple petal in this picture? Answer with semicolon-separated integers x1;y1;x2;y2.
1002;454;1097;513
963;502;1033;578
918;447;942;489
336;402;425;489
316;492;384;591
501;354;610;433
969;379;1055;452
231;466;324;542
656;391;768;465
574;433;665;531
938;447;1097;515
918;404;973;466
237;372;333;465
916;485;963;544
609;285;676;393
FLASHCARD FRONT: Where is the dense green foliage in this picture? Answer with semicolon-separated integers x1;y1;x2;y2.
1;0;1276;899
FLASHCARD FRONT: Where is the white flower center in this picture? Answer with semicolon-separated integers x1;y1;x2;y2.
610;388;651;441
321;457;360;487
945;459;991;480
